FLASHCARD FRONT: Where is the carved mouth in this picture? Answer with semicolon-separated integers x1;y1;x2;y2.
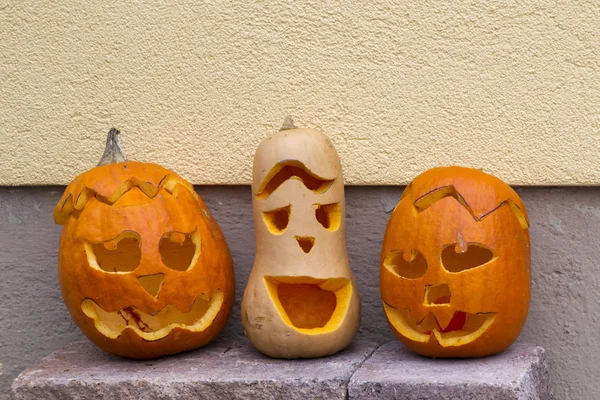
264;276;352;334
383;303;497;347
81;289;223;341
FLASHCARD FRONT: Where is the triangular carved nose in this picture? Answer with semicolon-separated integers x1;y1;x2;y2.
137;273;165;299
295;236;315;254
424;283;451;305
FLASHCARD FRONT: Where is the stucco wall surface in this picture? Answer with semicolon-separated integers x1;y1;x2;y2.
1;1;599;186
0;186;599;400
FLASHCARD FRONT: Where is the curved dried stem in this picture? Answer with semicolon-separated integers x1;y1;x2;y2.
98;128;127;166
280;116;297;131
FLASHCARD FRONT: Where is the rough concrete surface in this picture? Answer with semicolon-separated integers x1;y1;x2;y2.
1;186;599;399
2;2;600;186
11;340;377;400
349;341;551;400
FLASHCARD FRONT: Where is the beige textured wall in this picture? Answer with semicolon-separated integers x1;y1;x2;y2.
1;1;599;186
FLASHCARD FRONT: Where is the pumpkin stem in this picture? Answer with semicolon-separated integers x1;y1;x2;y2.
98;128;127;166
280;116;297;131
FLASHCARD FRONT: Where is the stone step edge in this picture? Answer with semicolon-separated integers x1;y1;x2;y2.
11;340;550;400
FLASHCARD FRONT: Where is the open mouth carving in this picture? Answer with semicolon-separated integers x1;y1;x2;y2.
383;303;497;347
264;276;352;334
81;289;223;341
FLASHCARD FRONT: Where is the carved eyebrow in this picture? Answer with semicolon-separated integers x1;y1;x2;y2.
256;160;334;200
413;185;529;229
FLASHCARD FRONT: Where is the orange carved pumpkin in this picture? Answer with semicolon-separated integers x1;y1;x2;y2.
380;166;530;358
53;129;234;359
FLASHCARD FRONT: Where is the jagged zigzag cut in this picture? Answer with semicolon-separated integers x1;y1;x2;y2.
412;185;529;229
54;174;195;225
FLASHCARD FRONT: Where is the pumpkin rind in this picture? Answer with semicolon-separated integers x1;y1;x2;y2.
380;166;530;358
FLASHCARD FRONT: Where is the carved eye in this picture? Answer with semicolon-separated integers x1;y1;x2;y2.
159;231;201;271
262;205;291;234
314;202;341;231
85;232;142;273
441;243;495;273
383;249;427;279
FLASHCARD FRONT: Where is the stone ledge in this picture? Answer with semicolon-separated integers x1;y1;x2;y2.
11;340;550;400
11;340;377;400
349;341;551;400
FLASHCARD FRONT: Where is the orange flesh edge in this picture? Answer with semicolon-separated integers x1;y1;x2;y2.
277;283;337;329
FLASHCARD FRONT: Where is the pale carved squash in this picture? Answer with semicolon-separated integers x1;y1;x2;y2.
241;118;360;358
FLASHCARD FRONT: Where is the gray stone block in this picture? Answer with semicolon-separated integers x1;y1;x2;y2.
349;341;551;400
11;339;377;400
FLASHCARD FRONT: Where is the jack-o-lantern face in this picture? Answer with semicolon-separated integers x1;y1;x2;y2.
241;118;360;359
380;167;530;358
54;130;234;359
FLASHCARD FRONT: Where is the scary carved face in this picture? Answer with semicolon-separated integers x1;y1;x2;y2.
241;125;360;359
54;162;234;359
380;167;530;358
